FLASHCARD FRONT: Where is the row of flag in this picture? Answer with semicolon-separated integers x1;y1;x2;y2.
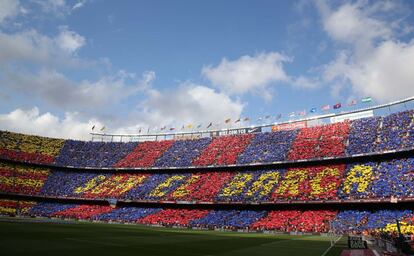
91;97;373;133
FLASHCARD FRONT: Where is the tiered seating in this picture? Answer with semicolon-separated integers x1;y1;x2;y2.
272;165;345;201
0;199;36;215
80;173;148;199
346;117;380;155
237;130;297;164
154;138;211;167
288;122;349;160
53;204;114;219
338;157;414;200
138;209;209;226
0;162;50;195
166;172;233;201
115;141;174;168
1;110;414;169
3;199;414;234
96;207;161;222
41;171;112;197
191;210;267;229
334;210;414;234
193;134;253;166
4;157;413;203
55;141;137;168
251;210;336;233
376;110;414;151
0;131;64;164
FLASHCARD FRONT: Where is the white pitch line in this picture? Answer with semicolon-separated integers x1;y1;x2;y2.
321;235;342;256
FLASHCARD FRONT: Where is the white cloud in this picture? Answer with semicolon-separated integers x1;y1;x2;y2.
0;0;20;24
72;1;84;10
0;83;243;140
2;69;155;111
31;0;70;17
316;0;392;52
0;28;85;66
324;40;414;102
316;0;414;102
0;107;102;140
55;26;85;53
131;83;244;129
202;52;291;99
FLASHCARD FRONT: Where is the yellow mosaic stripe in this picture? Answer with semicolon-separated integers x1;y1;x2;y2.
171;175;201;198
310;168;340;195
0;131;64;156
149;175;187;198
341;165;373;194
246;172;280;197
220;173;253;197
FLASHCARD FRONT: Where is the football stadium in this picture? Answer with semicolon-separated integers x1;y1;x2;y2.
1;1;414;256
1;97;414;256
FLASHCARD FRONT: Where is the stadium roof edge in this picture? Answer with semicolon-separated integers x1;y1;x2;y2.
90;95;414;140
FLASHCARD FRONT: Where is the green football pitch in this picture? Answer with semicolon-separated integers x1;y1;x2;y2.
0;219;347;256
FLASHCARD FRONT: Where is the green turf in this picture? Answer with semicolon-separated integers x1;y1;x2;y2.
0;219;347;256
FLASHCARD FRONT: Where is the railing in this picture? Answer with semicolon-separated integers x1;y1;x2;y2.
90;96;414;142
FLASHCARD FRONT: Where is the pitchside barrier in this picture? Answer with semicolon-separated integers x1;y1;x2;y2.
90;96;414;142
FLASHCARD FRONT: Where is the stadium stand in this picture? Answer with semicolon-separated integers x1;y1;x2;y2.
1;109;414;240
2;199;413;235
0;110;413;169
1;157;414;203
0;131;64;164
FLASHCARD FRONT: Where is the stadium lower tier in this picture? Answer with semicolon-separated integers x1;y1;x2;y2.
1;157;414;203
1;110;413;168
1;199;413;235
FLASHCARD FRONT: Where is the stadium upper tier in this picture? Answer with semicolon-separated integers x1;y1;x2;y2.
0;109;413;169
1;199;413;234
1;157;413;204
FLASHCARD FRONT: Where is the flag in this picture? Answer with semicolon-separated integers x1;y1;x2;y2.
321;105;330;111
361;97;372;103
147;127;150;133
187;124;193;129
206;122;212;128
348;99;357;106
276;114;282;120
197;124;202;128
289;112;295;118
169;127;175;131
243;117;250;122
310;107;316;113
265;115;271;119
138;127;142;133
181;125;185;130
298;110;306;116
235;118;241;123
91;125;95;131
333;103;342;109
160;126;166;131
100;126;106;131
225;118;231;123
257;117;263;122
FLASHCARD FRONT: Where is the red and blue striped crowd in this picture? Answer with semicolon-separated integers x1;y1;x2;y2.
1;110;414;235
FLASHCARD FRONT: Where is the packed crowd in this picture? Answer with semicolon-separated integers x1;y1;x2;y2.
1;110;413;168
2;198;413;235
0;131;64;164
287;122;349;160
2;157;413;203
193;134;253;166
333;210;414;235
0;162;50;195
55;141;138;168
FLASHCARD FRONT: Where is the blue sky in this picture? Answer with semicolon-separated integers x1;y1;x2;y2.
0;0;414;139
